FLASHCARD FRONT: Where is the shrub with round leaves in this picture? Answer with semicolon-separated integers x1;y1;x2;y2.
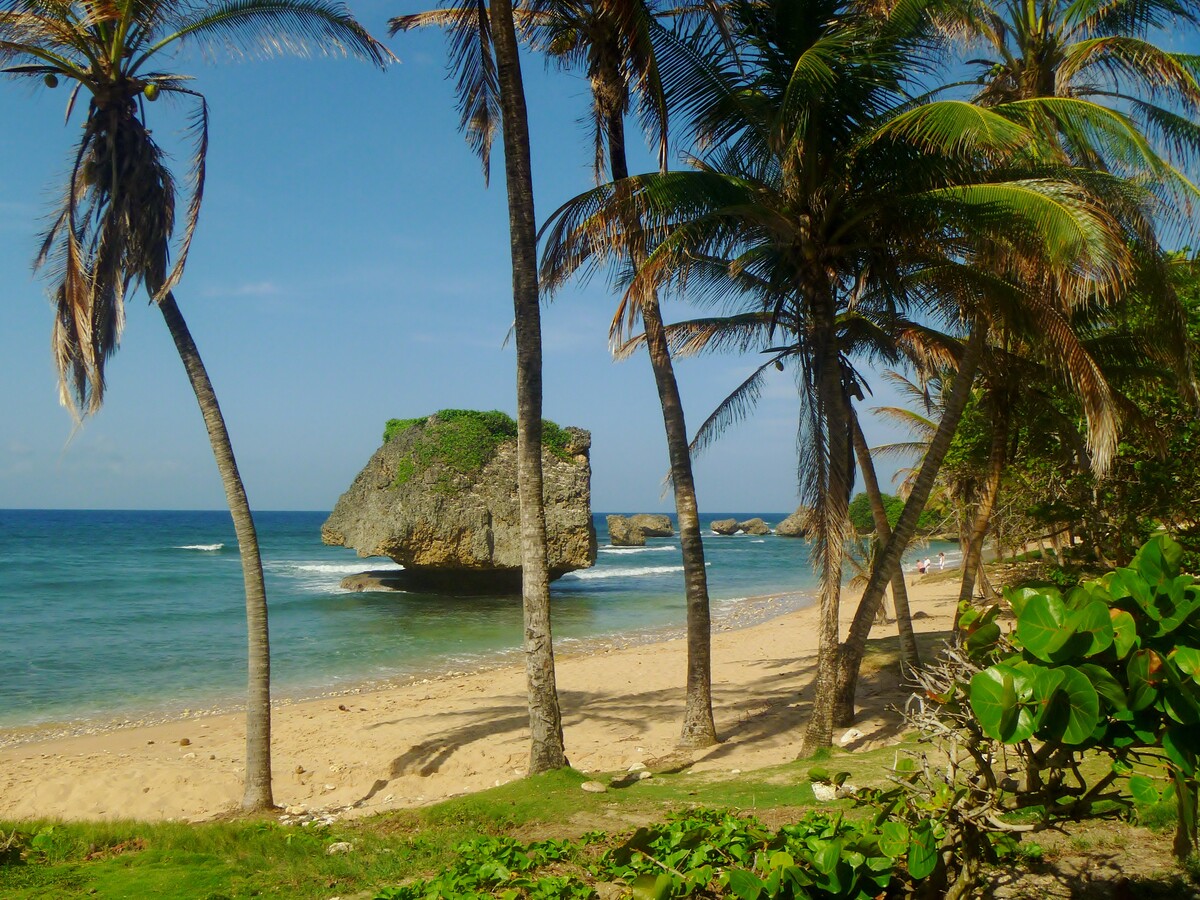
966;535;1200;855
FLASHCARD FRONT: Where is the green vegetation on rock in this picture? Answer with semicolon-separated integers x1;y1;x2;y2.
382;410;576;491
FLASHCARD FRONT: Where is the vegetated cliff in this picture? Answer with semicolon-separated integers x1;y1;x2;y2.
322;410;597;592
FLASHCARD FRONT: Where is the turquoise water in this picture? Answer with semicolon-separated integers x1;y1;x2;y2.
0;510;960;728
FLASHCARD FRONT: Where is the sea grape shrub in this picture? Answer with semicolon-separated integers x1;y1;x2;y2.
374;809;909;899
374;835;588;899
965;534;1200;858
602;808;897;899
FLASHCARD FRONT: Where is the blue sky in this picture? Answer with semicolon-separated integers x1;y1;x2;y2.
0;1;912;513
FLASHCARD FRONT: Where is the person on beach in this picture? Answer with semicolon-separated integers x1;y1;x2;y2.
917;558;927;575
924;557;932;574
938;552;946;570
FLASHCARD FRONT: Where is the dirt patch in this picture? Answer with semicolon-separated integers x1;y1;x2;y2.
985;822;1197;899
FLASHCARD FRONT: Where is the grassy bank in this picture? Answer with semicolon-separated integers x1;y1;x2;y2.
1;746;1191;900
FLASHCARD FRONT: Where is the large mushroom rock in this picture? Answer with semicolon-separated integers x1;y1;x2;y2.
322;410;597;593
710;518;739;535
606;515;647;547
775;507;810;537
628;514;674;537
737;518;771;535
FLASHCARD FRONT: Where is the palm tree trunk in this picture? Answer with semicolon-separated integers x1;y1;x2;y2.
605;110;717;749
642;301;718;748
158;293;273;811
829;325;985;728
851;414;920;670
490;0;568;773
958;401;1009;604
800;324;854;755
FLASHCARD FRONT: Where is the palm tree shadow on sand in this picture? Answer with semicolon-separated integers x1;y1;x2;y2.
353;629;951;808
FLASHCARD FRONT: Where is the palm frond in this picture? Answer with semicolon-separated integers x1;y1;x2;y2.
143;0;393;69
687;357;779;459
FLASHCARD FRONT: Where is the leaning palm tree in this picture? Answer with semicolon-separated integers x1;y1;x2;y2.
833;0;1200;726
526;0;720;747
389;0;568;772
615;301;928;672
0;0;390;810
541;0;1133;750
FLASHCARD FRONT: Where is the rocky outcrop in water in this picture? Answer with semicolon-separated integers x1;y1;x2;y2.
606;515;646;547
775;508;810;537
737;518;771;536
322;412;597;592
628;514;673;537
710;518;739;535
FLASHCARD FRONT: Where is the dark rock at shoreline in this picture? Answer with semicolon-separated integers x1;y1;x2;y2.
710;518;739;535
606;515;646;547
322;414;597;585
774;508;809;537
628;514;674;537
340;569;526;595
738;518;771;535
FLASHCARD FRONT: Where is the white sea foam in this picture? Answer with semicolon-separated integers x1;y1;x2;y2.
599;545;678;555
750;539;766;544
289;562;404;575
716;595;751;606
562;563;708;580
175;543;224;551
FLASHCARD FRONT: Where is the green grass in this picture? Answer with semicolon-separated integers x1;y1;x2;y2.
382;410;578;493
0;751;902;900
2;743;1185;900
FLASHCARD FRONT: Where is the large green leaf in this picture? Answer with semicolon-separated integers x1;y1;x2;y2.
1077;662;1129;712
878;822;908;859
722;869;764;900
1133;535;1183;583
1101;571;1130;602
907;820;938;880
1160;663;1200;725
1032;666;1067;726
1006;585;1061;617
1066;581;1110;610
1065;601;1114;657
1016;593;1072;662
1129;774;1162;805
1114;568;1155;617
1128;649;1163;711
811;839;842;876
1035;665;1101;744
1111;609;1138;659
1164;726;1200;776
965;621;1002;654
970;665;1034;742
1150;579;1200;637
1173;647;1200;684
632;873;676;900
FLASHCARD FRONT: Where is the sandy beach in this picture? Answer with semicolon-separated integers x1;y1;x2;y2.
0;575;959;823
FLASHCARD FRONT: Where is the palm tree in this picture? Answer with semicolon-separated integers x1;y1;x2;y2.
834;0;1200;726
389;0;568;772
396;0;720;748
0;0;390;810
613;303;927;671
953;0;1200;595
541;0;1132;750
525;0;719;747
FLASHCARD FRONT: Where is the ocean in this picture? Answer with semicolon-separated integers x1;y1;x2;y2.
0;510;960;730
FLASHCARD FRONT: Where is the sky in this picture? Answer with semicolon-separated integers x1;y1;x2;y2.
0;1;914;514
